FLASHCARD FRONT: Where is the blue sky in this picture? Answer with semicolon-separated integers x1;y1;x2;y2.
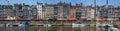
0;0;120;6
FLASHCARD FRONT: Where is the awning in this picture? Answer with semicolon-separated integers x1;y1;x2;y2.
67;18;77;21
95;17;108;21
15;18;26;20
81;18;87;21
87;18;94;20
0;18;6;20
96;18;102;21
102;18;107;21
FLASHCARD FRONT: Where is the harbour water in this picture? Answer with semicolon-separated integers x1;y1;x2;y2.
0;21;119;31
0;26;114;31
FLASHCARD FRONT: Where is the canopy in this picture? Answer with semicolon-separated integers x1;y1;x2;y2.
0;18;6;20
81;18;87;21
67;18;77;21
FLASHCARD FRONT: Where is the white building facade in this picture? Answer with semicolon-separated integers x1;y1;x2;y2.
36;3;43;20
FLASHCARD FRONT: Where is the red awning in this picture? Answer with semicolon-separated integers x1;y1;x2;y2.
67;18;77;20
15;18;26;20
96;18;102;21
0;18;6;20
102;18;107;21
95;18;108;21
81;18;87;21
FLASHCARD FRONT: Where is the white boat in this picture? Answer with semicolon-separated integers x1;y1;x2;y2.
18;24;27;26
96;23;113;27
72;23;86;27
43;24;52;27
110;26;120;31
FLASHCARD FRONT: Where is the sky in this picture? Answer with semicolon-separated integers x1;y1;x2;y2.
0;0;120;6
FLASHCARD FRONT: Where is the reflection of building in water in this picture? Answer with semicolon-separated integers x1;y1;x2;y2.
0;26;110;31
20;27;27;31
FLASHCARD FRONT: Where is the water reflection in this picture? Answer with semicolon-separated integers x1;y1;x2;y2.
0;26;111;31
20;26;28;31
